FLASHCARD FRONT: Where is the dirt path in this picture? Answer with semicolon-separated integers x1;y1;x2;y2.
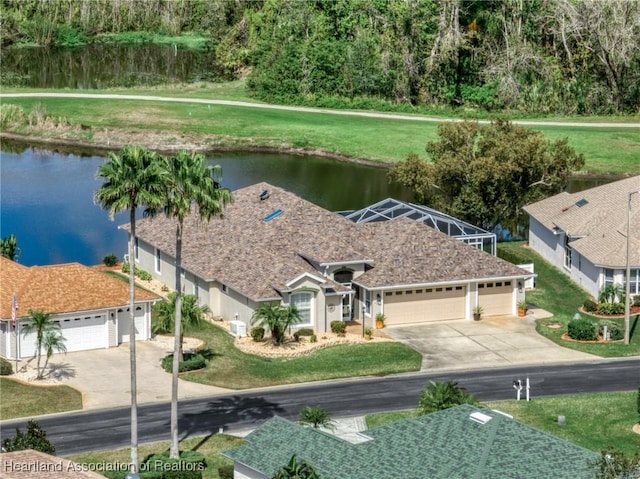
3;92;640;128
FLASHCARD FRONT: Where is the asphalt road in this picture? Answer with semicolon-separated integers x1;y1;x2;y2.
1;358;638;456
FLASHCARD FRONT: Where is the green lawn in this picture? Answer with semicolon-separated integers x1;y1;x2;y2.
365;391;640;456
0;377;83;420
1;87;639;175
180;322;422;389
498;241;640;357
67;434;245;479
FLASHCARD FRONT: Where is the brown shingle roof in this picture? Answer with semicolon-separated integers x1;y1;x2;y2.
0;449;106;478
523;176;640;267
0;257;158;320
128;183;530;299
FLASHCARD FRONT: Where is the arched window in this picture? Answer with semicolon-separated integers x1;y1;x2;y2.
290;292;313;326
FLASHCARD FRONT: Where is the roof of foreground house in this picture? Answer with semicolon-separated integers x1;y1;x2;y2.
223;405;598;479
128;182;530;300
0;257;158;320
0;449;106;478
523;175;640;267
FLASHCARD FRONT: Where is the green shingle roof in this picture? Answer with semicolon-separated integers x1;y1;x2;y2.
223;405;598;479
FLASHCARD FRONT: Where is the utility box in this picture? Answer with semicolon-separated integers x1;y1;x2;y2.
229;320;247;338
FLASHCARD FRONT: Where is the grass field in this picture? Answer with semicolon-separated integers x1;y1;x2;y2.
1;86;639;175
180;322;422;389
0;377;83;420
366;391;640;456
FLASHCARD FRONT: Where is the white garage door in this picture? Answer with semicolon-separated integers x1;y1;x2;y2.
22;314;106;356
118;306;147;343
384;286;466;325
478;280;514;316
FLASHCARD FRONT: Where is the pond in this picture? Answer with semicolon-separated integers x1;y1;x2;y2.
0;43;228;89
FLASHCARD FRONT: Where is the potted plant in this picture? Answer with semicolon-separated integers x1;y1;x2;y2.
517;300;528;317
375;312;386;329
364;326;373;340
473;305;483;321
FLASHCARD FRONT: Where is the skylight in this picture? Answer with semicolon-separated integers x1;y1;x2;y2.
575;198;588;207
264;209;283;221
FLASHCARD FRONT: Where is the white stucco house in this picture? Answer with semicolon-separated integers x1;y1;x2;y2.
123;182;531;334
0;256;158;360
523;175;640;300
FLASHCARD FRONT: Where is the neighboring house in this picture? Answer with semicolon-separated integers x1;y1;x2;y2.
125;182;531;334
523;175;640;300
223;404;598;479
0;449;106;479
0;257;158;360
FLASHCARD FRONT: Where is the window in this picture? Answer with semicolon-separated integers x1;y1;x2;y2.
364;289;371;315
291;292;313;326
134;237;139;261
194;277;199;298
155;248;161;273
623;269;640;296
604;269;614;288
564;236;572;270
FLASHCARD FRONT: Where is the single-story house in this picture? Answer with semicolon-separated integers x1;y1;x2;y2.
223;404;598;479
523;175;640;300
0;449;106;479
0;257;158;360
124;182;532;334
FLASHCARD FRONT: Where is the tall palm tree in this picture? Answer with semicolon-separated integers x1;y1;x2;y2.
146;150;232;459
152;292;210;359
0;234;21;261
94;144;166;475
21;310;63;379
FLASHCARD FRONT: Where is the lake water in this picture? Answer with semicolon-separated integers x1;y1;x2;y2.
0;144;412;266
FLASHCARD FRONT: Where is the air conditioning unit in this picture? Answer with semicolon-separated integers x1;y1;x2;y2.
229;320;246;338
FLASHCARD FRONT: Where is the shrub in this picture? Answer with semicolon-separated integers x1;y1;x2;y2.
142;450;206;479
250;326;265;342
583;299;598;312
310;334;317;343
0;357;13;375
121;261;131;273
161;352;206;373
567;317;598;341
296;328;314;337
218;465;234;479
102;253;118;267
417;380;477;416
598;320;623;341
597;302;625;315
137;269;152;281
634;295;640;307
2;420;55;454
330;321;346;334
293;331;301;342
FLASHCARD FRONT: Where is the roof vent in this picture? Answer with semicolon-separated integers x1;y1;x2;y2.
264;209;283;221
469;411;493;425
260;190;270;201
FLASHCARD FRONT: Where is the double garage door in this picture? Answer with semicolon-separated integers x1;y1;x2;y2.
22;314;106;357
384;286;466;325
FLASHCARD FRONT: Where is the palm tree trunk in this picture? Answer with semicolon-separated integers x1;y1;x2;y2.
170;222;183;459
129;208;139;474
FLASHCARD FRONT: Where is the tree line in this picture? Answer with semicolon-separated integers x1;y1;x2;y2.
2;0;639;115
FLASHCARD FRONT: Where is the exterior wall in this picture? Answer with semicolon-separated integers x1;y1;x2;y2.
214;281;260;328
324;294;343;333
107;309;117;347
233;462;268;479
136;237;176;289
0;321;7;357
572;255;601;299
527;218;565;271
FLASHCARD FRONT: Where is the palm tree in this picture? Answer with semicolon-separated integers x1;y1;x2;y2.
152;292;210;359
1;234;21;261
94;144;166;475
146;150;232;459
273;455;319;479
251;304;303;345
417;380;477;416
299;406;334;430
21;310;63;379
41;330;67;376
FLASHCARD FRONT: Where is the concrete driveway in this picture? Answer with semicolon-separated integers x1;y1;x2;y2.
384;312;597;372
44;340;230;410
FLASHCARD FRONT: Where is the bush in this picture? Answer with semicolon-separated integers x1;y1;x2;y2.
2;420;55;454
597;302;625;315
310;334;317;343
598;320;623;341
583;299;598;312
293;331;301;342
250;326;265;342
142;450;206;479
0;357;13;375
330;321;346;334
218;465;234;479
138;269;152;281
296;328;315;337
103;253;118;267
567;317;598;341
161;352;206;373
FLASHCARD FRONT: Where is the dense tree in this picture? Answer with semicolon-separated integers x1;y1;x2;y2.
273;455;320;479
298;406;334;430
388;119;585;232
251;304;302;345
152;292;210;359
1;234;21;261
417;380;477;415
146;150;232;460
2;420;55;454
21;310;65;380
95;144;166;476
